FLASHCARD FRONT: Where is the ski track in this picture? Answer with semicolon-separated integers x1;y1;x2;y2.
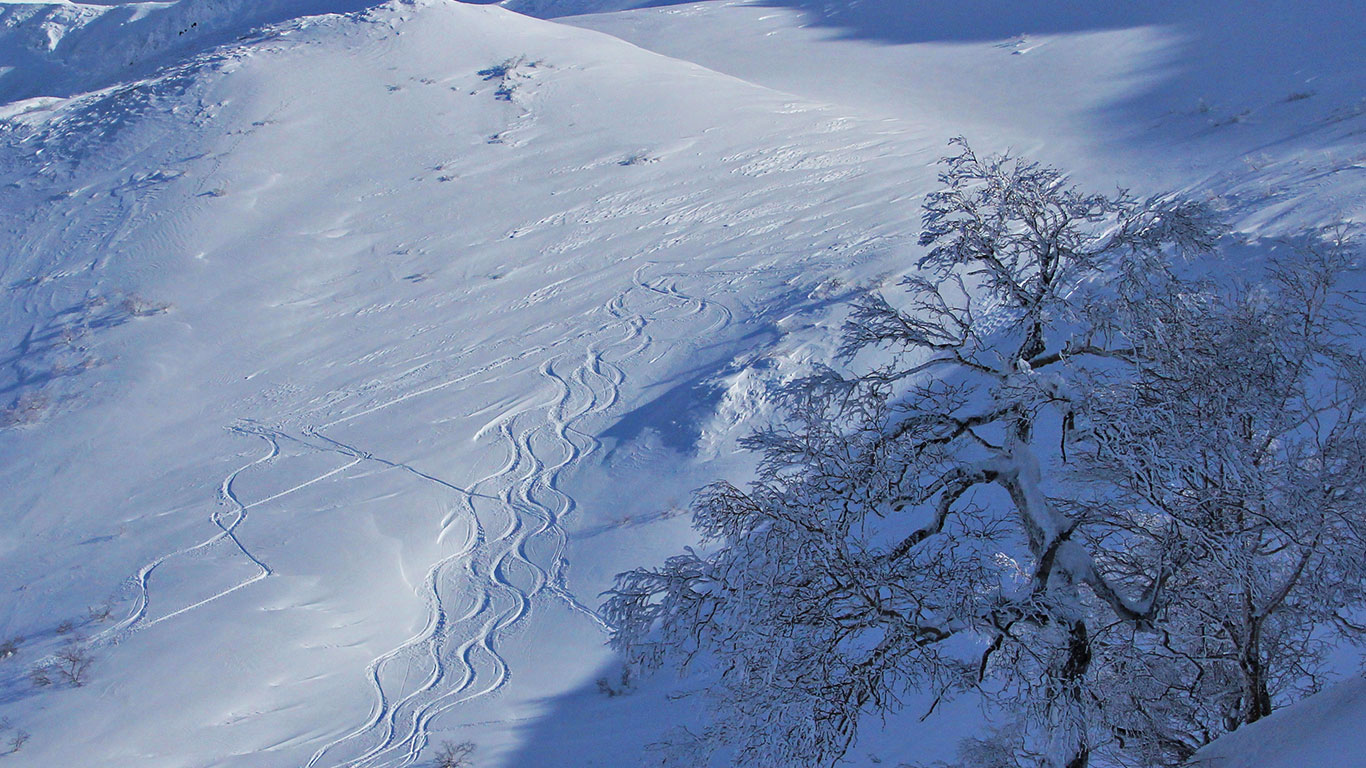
305;264;732;768
91;424;341;646
73;257;730;768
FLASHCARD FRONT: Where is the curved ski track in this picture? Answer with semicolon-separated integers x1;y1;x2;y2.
304;266;732;768
92;423;361;647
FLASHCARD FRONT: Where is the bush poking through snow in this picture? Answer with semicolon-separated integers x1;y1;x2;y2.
0;719;28;758
0;391;50;429
476;56;541;102
33;640;97;688
120;295;171;317
431;740;475;768
596;665;634;697
618;151;658;167
0;636;19;660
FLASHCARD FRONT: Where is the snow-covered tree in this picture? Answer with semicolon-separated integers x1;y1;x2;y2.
602;139;1363;768
1067;236;1366;766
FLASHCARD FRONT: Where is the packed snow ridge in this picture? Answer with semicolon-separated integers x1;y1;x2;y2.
0;1;1362;767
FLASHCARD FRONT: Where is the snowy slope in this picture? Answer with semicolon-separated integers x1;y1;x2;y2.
0;2;943;766
1189;675;1366;768
539;0;1366;233
0;0;393;101
0;1;1362;767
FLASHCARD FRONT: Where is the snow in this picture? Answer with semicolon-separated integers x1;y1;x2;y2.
1189;675;1366;768
0;0;1361;766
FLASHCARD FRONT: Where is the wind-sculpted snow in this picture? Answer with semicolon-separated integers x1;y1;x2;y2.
499;0;653;19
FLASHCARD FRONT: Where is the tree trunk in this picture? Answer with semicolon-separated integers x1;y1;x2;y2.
1240;630;1273;726
1061;619;1092;768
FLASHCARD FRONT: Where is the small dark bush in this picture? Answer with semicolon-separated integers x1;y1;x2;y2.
432;740;475;768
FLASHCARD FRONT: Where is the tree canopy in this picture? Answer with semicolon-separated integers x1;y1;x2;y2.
604;139;1366;768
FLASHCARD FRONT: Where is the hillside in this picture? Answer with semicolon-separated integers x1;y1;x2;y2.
1188;675;1366;768
0;1;1363;767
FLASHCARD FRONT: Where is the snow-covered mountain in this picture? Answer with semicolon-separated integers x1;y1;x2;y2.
0;1;1362;766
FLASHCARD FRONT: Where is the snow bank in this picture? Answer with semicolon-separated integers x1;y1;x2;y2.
1191;676;1366;768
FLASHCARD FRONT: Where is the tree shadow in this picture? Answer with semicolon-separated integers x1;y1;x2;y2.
501;665;685;768
500;652;986;767
599;326;778;458
530;0;1365;206
724;0;1166;45
521;0;1166;42
535;0;1361;55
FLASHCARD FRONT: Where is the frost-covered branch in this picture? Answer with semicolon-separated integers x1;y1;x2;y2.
602;140;1363;768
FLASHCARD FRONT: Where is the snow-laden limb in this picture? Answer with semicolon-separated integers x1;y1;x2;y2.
1065;232;1366;766
604;140;1364;768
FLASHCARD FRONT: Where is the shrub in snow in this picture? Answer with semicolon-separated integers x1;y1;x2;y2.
431;740;475;768
0;718;28;757
33;639;96;688
120;294;170;317
595;665;634;697
0;390;49;429
477;56;540;102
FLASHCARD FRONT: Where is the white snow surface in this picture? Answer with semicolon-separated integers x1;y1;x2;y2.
0;1;1362;766
1189;675;1366;768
